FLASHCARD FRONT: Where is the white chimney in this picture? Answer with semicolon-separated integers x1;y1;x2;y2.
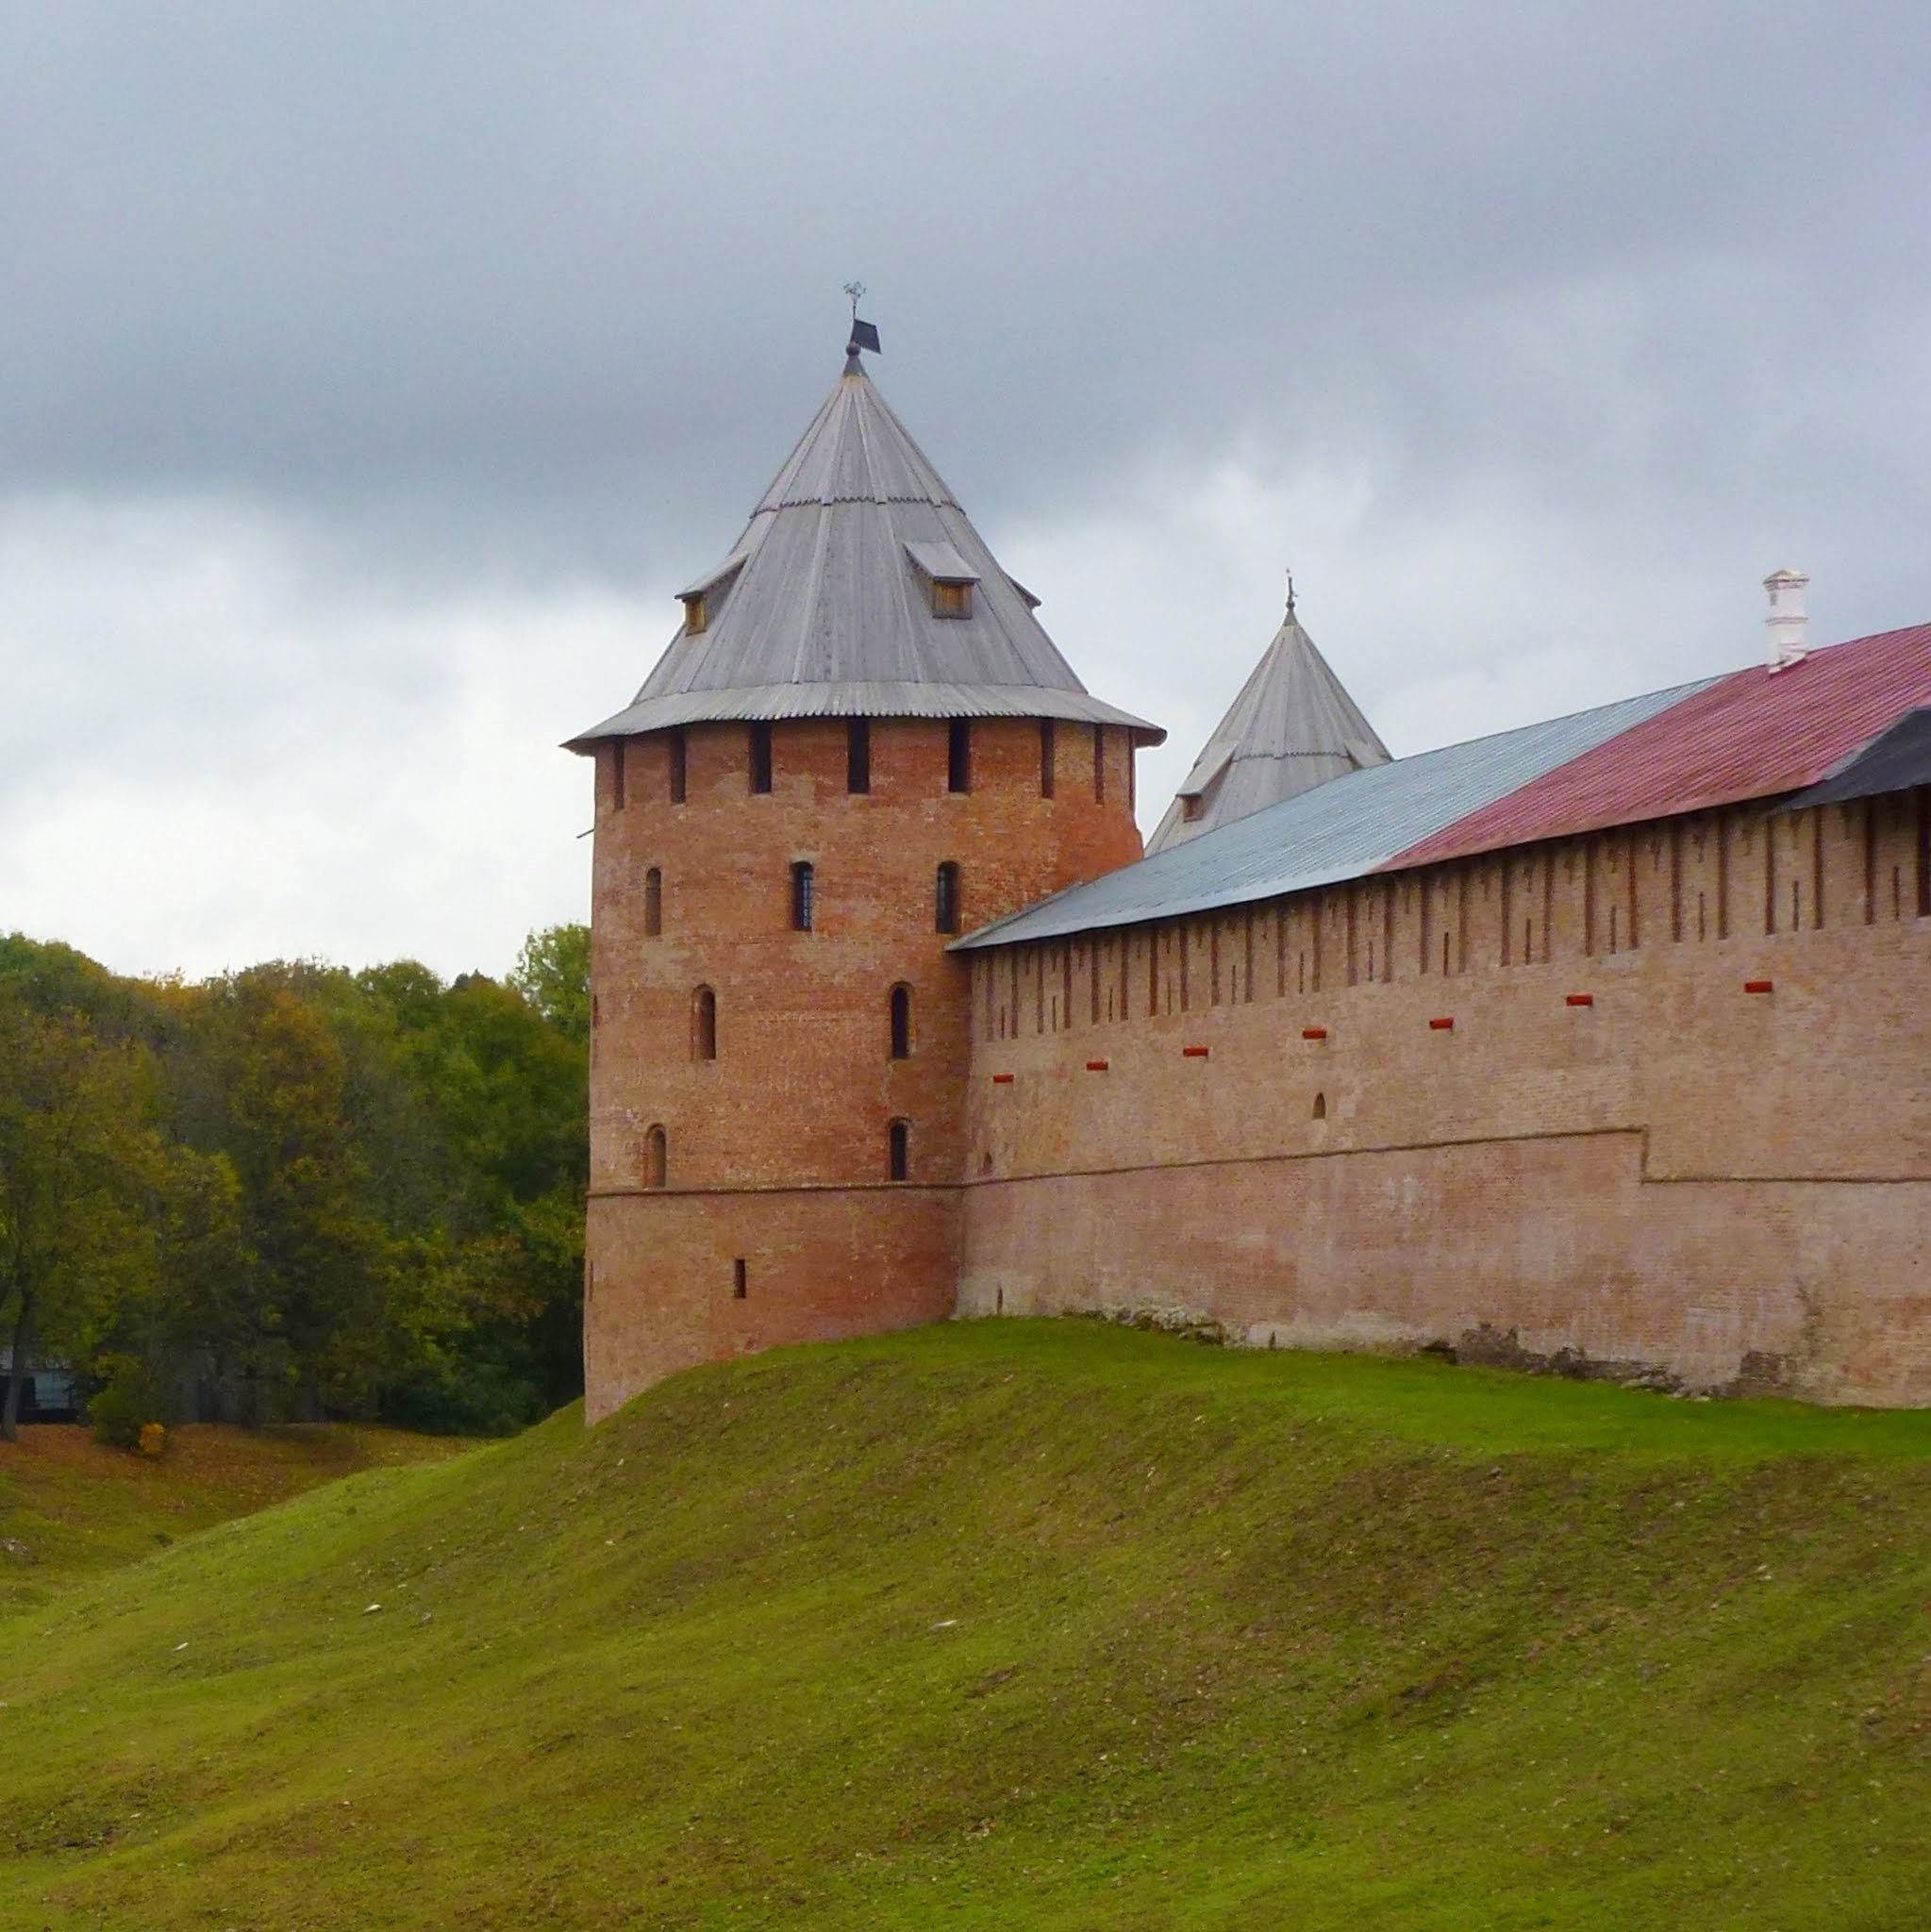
1763;568;1809;673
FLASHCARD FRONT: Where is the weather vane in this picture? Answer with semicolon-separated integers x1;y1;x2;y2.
1285;569;1297;618
842;280;881;357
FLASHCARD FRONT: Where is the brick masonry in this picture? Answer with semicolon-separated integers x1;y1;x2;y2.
583;713;1141;1421
959;790;1931;1403
586;713;1930;1414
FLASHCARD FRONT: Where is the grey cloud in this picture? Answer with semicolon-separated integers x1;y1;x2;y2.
2;0;1925;579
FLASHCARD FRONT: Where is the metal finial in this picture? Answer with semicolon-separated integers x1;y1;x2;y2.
841;280;881;360
1285;570;1296;618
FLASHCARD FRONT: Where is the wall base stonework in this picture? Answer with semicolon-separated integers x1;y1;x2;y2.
957;1138;1931;1404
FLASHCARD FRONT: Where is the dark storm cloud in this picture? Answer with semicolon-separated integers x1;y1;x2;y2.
3;0;1925;590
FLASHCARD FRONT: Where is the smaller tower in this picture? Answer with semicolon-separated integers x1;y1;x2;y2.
1148;578;1388;853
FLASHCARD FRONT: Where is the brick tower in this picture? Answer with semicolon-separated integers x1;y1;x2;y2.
571;333;1162;1420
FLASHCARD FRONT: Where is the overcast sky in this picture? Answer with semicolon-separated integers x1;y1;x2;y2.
3;1;1926;981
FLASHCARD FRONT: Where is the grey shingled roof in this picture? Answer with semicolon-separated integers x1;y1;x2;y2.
953;675;1719;950
1146;604;1390;854
569;354;1163;748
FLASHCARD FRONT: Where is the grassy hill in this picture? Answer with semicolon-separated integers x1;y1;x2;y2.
2;1321;1929;1929
0;1422;470;1616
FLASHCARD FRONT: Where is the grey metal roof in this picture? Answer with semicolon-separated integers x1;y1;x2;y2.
1782;704;1931;808
953;674;1719;950
569;355;1163;750
1146;604;1390;854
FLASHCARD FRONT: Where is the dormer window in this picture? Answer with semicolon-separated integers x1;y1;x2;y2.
674;550;748;640
1182;794;1205;823
905;541;979;622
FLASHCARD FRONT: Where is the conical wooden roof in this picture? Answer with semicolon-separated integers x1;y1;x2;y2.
571;354;1162;746
1147;600;1388;854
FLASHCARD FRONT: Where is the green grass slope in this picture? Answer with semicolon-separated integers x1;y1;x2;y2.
3;1322;1930;1930
0;1424;471;1616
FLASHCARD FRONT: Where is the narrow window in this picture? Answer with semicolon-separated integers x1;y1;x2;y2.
1312;1092;1327;1121
732;1257;747;1299
888;1118;909;1182
948;720;972;794
936;862;961;935
642;1124;667;1190
1092;724;1106;803
1919;789;1931;918
890;984;911;1059
611;741;626;812
692;986;716;1061
643;866;662;937
749;722;773;794
1182;794;1204;823
1040;719;1057;798
932;579;973;619
681;591;707;635
791;861;815;932
669;729;688;805
847;718;872;794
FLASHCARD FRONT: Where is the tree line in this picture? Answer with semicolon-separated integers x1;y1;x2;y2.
0;925;590;1441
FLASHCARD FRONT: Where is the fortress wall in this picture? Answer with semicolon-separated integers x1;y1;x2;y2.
960;791;1931;1401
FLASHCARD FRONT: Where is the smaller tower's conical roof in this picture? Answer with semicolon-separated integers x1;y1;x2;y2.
1147;592;1389;854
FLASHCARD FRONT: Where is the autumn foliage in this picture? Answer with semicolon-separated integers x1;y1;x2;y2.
0;927;588;1439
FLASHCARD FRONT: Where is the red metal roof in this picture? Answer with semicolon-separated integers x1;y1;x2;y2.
1382;621;1931;871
